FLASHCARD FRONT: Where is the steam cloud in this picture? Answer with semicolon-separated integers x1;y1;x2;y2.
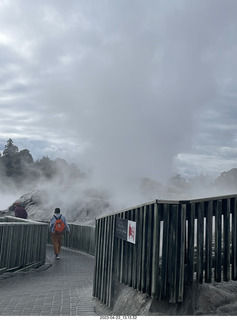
1;1;237;212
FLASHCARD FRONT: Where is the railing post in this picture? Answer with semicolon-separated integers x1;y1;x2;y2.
160;203;169;299
223;198;230;281
205;200;213;283
187;202;195;285
196;202;204;284
168;204;179;303
231;197;237;280
151;202;161;298
214;200;222;282
177;204;186;302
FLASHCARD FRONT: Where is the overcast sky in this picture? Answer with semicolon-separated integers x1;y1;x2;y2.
1;0;237;194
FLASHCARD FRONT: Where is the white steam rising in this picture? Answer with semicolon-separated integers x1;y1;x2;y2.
1;1;237;214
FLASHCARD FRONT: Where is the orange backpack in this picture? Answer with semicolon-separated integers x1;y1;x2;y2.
54;214;65;233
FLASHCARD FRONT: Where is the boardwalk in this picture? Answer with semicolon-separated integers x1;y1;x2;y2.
0;245;97;316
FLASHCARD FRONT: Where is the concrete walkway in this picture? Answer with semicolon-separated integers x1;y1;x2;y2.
0;245;97;316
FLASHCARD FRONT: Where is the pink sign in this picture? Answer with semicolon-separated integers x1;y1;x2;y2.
127;220;136;244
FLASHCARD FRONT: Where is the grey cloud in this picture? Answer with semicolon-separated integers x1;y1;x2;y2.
0;0;237;204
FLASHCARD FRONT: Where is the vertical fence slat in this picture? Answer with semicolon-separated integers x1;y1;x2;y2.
160;204;169;299
93;220;99;297
108;215;116;308
215;200;222;282
122;211;128;285
223;198;230;281
127;210;133;287
196;202;204;284
98;219;105;300
187;203;195;285
119;212;125;283
101;217;109;304
177;204;186;302
132;208;137;289
151;202;160;298
205;200;213;283
136;207;143;291
141;205;148;293
168;205;179;303
116;216;122;282
106;216;113;306
231;197;237;280
146;204;153;296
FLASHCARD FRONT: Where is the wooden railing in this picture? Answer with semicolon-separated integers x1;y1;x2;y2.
92;194;237;306
0;216;48;273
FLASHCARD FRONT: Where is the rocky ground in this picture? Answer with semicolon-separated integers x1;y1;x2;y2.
95;280;237;316
0;189;112;225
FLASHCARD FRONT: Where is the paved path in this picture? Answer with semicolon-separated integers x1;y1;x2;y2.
0;245;97;316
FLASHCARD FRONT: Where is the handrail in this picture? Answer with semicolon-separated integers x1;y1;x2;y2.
0;216;48;272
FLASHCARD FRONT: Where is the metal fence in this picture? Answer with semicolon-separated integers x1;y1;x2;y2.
93;194;237;306
0;216;48;273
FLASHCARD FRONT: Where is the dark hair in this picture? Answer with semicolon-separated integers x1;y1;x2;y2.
54;208;60;213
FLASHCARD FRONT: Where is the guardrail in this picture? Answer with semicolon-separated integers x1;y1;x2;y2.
93;194;237;307
0;216;48;273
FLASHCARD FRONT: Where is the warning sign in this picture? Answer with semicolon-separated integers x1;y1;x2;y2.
115;217;136;245
127;220;136;244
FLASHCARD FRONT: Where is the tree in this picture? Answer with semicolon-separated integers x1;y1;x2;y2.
3;139;18;157
0;138;84;188
1;139;34;181
18;149;34;164
1;139;19;177
36;156;56;179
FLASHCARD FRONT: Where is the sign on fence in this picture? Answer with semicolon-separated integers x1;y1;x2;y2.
115;217;136;244
127;220;136;244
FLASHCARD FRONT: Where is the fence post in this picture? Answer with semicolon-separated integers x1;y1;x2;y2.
151;202;160;298
205;200;213;283
231;197;237;280
146;204;154;296
215;200;222;282
141;205;148;293
196;202;204;284
168;204;179;303
136;207;143;292
160;204;169;299
223;198;230;281
187;202;195;285
177;204;186;302
107;215;116;307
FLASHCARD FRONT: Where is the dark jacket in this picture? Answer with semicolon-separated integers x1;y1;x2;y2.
14;206;28;219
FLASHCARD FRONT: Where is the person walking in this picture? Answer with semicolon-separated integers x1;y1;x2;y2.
13;202;28;219
49;208;70;260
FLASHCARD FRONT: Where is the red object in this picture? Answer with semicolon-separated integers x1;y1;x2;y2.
54;215;65;233
129;225;135;240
